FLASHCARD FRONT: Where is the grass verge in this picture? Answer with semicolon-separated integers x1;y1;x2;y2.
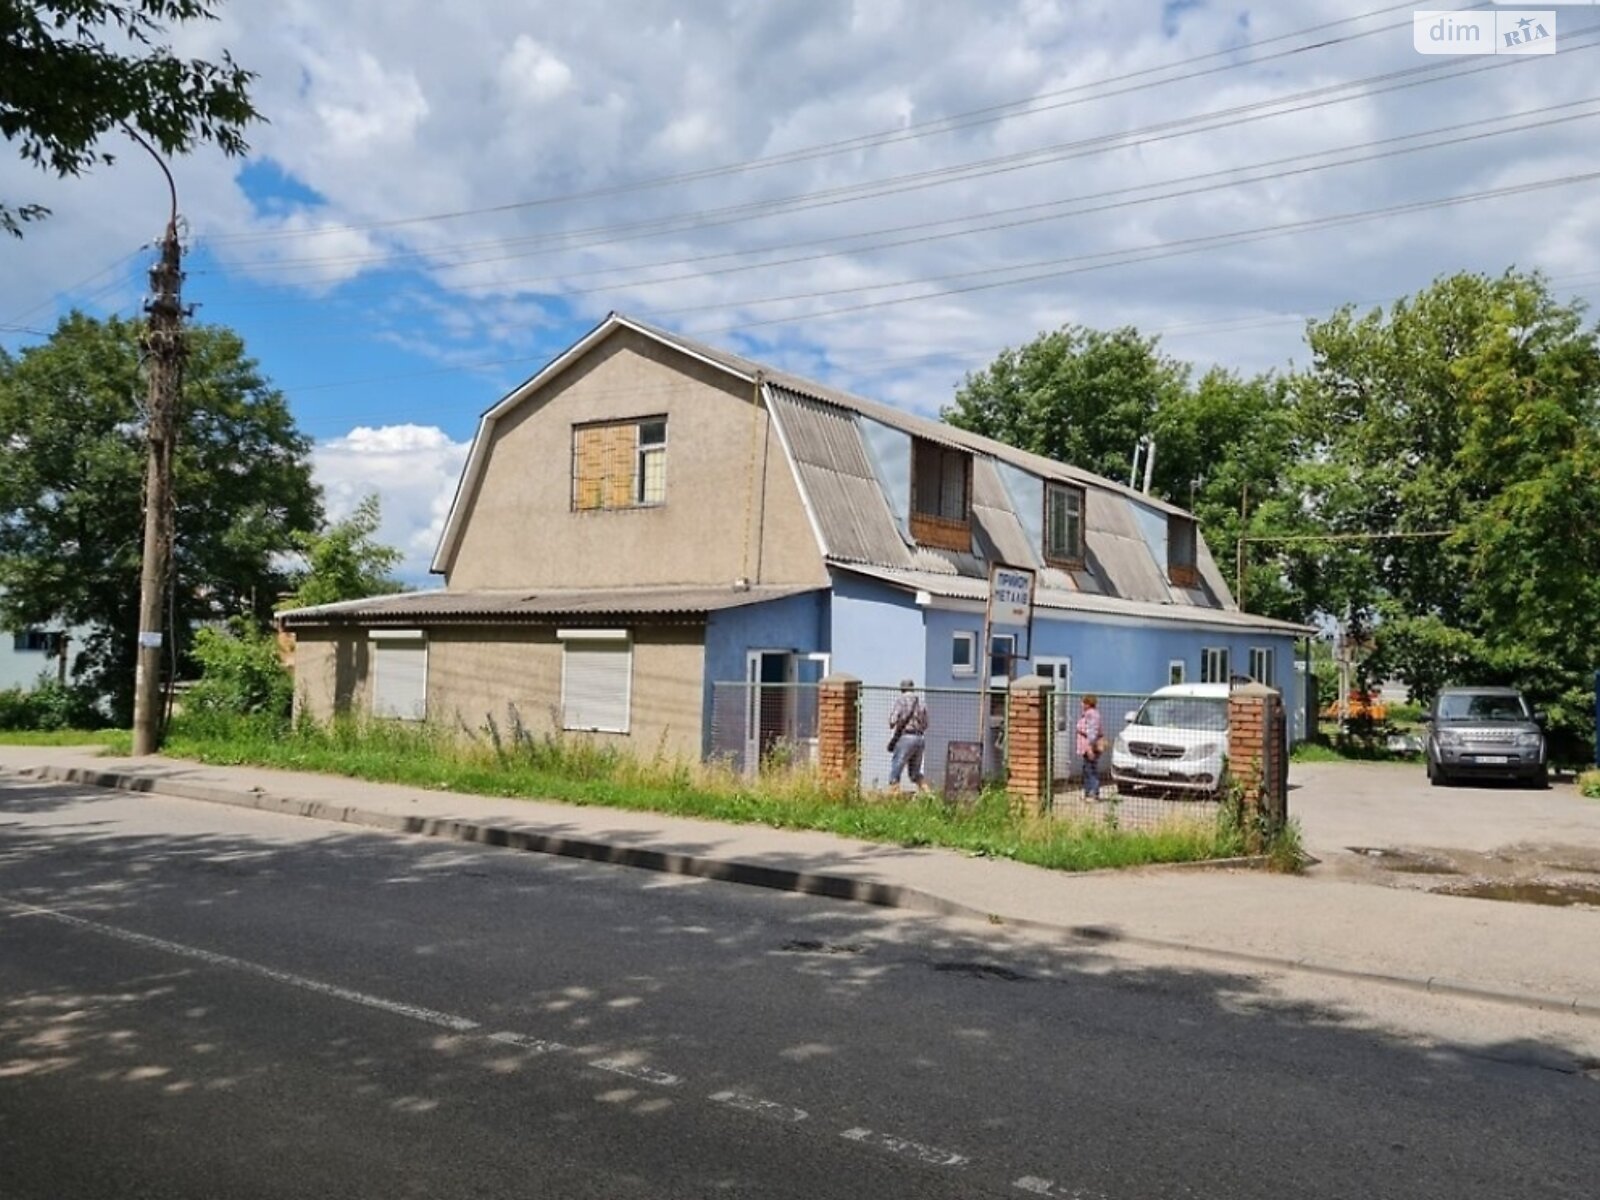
1580;770;1600;801
0;728;130;750
157;713;1258;873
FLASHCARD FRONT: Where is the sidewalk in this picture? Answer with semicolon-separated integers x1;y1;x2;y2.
2;744;1596;1018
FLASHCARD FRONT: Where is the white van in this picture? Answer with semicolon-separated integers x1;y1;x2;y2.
1110;683;1230;797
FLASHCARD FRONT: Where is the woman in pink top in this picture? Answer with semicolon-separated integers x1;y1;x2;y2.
1075;694;1104;801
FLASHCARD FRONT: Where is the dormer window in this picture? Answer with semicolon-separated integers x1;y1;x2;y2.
910;439;971;551
1044;483;1085;567
1168;514;1199;587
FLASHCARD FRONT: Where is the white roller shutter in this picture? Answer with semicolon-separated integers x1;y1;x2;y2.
370;632;427;720
561;631;632;733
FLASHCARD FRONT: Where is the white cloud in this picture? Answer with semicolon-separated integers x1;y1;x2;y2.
6;0;1598;439
311;424;470;585
500;36;574;105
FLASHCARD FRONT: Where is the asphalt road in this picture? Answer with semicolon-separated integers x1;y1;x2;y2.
2;777;1597;1199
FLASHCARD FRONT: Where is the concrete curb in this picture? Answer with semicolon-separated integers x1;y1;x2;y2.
12;763;1600;1021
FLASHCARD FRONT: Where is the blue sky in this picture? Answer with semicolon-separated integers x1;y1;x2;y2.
5;0;1599;582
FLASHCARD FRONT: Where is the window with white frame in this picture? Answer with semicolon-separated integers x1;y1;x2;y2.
571;417;667;511
560;629;632;733
951;631;976;676
990;632;1016;685
1168;658;1186;686
1200;646;1230;684
370;630;427;720
1248;646;1275;687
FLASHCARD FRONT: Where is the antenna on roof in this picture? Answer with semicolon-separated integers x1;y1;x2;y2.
1128;435;1155;493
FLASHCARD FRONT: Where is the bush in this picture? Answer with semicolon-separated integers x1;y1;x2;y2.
183;623;293;735
0;676;106;731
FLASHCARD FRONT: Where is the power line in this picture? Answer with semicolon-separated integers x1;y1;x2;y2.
200;34;1542;278
2;246;145;327
654;169;1600;327
200;1;1429;247
274;172;1598;395
209;95;1600;339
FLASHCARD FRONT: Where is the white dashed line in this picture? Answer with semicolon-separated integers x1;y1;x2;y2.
707;1090;809;1123
591;1059;682;1087
840;1127;970;1167
1;896;479;1032
488;1030;568;1054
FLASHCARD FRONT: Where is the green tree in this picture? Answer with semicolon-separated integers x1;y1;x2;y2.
285;493;405;610
1;0;259;236
0;311;322;722
1292;270;1600;755
943;324;1190;484
1148;367;1305;620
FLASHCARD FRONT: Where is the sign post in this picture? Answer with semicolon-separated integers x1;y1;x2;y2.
980;564;1037;778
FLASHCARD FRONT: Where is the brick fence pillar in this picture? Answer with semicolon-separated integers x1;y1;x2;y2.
817;674;861;790
1228;681;1288;838
1007;675;1052;817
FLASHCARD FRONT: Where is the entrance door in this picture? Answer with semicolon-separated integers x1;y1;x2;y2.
1035;657;1073;781
745;650;796;771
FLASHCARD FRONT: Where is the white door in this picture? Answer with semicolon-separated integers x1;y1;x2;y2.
745;650;796;772
1035;657;1073;780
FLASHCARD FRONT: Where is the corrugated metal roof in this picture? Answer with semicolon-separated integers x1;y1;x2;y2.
278;584;822;627
833;565;1316;635
768;386;916;567
622;315;1192;517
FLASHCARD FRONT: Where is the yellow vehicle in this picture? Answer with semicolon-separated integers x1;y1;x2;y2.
1320;690;1388;722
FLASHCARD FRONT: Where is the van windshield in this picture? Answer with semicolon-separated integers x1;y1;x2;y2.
1133;697;1228;731
1437;693;1528;722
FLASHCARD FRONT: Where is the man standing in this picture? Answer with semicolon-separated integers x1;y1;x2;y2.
1076;693;1104;801
887;678;931;793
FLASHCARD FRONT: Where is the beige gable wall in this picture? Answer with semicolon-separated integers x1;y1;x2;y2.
444;328;826;591
290;623;706;760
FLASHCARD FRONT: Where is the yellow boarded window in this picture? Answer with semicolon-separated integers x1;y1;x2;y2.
572;418;667;511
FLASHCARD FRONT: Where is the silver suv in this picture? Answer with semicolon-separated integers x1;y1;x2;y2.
1425;686;1548;788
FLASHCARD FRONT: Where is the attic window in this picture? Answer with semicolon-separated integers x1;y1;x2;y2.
910;439;971;552
1168;515;1199;588
572;417;668;511
1044;483;1085;567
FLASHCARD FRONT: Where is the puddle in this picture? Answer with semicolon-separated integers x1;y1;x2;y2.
1436;880;1600;908
1346;847;1462;876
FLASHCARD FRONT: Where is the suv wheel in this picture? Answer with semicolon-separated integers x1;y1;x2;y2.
1429;760;1449;787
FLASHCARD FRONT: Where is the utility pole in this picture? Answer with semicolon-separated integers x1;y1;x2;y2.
1235;481;1248;609
131;133;183;756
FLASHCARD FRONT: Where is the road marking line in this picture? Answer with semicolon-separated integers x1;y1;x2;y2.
840;1126;969;1167
487;1030;567;1054
707;1090;809;1123
0;896;479;1033
591;1058;682;1087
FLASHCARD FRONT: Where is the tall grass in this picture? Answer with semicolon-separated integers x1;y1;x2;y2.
157;710;1249;872
0;728;131;750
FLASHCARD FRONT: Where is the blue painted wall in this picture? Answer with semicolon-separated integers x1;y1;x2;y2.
830;571;925;686
702;590;830;754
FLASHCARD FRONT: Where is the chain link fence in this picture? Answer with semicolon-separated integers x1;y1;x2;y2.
858;685;1009;796
708;682;821;776
1045;689;1229;831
